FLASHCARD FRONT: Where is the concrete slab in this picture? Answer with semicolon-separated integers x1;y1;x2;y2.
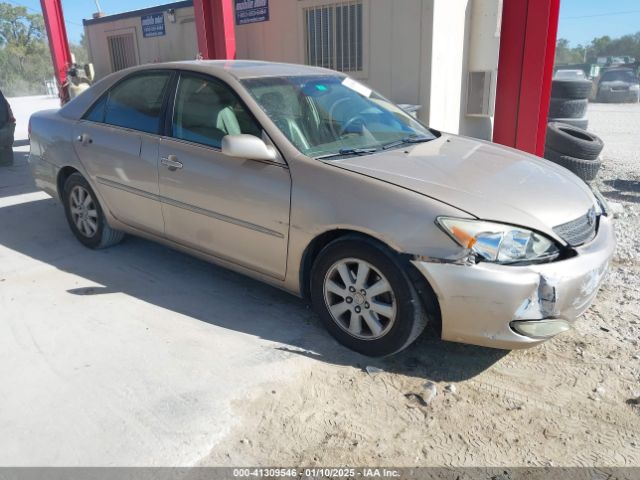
0;149;343;465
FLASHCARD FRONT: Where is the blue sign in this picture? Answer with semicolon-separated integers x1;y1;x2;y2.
235;0;269;25
141;13;165;38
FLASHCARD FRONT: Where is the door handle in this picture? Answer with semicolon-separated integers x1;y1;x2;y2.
76;134;92;145
161;155;183;171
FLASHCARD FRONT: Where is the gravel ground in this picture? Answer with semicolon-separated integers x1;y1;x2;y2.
203;102;640;468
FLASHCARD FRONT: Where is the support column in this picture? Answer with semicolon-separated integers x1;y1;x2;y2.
493;0;560;156
193;0;236;60
40;0;72;104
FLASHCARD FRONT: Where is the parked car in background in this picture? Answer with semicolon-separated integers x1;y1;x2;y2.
596;68;640;103
0;89;15;166
28;61;615;356
554;69;586;80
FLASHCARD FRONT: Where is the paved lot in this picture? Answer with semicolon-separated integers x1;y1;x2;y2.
1;97;339;465
1;97;638;467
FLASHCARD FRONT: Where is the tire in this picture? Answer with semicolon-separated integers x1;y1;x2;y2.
548;98;588;119
548;117;589;130
63;172;125;249
0;146;13;166
310;236;429;357
546;122;603;160
550;79;592;99
544;147;601;182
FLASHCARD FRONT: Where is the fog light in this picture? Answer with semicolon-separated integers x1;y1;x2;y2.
510;319;570;339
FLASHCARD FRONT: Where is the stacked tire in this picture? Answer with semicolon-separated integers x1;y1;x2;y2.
548;78;592;130
544;122;604;183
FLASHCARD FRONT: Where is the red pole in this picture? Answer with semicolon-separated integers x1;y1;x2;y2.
493;0;560;156
40;0;73;104
193;0;236;60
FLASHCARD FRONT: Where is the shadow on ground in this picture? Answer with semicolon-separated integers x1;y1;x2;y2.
603;179;640;204
0;151;38;198
0;158;507;382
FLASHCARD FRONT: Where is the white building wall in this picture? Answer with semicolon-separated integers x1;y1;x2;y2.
84;0;502;140
85;5;197;80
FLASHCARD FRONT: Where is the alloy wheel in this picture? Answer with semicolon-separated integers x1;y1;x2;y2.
323;258;397;340
69;185;98;238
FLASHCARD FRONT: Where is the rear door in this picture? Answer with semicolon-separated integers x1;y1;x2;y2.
73;71;173;235
157;72;292;279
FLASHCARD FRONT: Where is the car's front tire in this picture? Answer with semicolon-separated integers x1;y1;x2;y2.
310;237;428;357
63;172;124;249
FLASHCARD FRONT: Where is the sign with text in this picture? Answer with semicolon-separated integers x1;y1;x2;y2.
141;13;165;38
235;0;269;25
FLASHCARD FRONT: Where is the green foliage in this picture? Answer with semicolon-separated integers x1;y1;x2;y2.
556;32;640;66
0;2;87;97
0;2;52;96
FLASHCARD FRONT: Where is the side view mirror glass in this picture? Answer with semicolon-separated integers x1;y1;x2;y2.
221;134;277;161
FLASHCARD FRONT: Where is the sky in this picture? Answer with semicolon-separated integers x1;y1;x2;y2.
9;0;640;45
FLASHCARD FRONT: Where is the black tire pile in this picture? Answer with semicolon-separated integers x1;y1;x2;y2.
544;122;604;182
544;77;604;183
548;78;592;129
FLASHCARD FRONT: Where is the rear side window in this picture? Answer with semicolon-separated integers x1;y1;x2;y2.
84;95;108;123
103;73;171;134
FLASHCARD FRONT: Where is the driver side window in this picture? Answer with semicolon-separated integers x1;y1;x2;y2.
172;74;262;149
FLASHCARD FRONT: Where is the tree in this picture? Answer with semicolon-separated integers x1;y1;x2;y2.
555;38;584;65
556;32;640;67
70;34;89;65
0;2;53;96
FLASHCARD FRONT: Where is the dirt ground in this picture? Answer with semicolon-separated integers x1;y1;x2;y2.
203;103;640;467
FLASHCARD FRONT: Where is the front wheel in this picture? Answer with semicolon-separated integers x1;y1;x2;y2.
63;172;124;249
310;237;428;357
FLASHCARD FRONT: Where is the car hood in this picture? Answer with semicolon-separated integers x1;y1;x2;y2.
331;134;597;240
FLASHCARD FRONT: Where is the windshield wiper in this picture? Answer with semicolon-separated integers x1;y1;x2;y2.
382;134;434;150
315;147;379;160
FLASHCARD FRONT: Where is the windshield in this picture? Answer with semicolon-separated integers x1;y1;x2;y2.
601;70;637;83
241;75;436;158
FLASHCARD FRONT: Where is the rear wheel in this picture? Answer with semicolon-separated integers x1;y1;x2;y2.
310;237;428;357
63;172;124;249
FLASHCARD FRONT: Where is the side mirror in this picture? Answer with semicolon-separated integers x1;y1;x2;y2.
221;134;277;161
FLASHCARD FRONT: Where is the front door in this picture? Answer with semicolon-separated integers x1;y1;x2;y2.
158;73;291;279
73;71;173;235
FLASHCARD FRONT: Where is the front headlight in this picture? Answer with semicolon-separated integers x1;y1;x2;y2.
436;217;560;264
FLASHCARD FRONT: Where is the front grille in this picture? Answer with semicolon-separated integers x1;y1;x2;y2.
553;208;598;246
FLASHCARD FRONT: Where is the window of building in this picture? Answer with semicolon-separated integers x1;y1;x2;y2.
107;33;138;72
103;73;171;134
172;74;262;149
304;1;363;73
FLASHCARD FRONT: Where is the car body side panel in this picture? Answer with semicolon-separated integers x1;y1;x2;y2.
279;153;474;294
72;122;165;236
28;110;82;198
157;137;292;279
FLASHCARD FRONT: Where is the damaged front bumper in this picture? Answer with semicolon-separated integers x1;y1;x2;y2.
411;216;616;349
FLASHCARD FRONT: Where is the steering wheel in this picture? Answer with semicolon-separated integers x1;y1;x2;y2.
338;114;366;137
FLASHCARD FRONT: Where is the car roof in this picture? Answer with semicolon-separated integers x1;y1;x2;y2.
137;60;339;80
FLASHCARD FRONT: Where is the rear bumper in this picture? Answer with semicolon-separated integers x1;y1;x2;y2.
598;89;639;103
412;216;616;349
